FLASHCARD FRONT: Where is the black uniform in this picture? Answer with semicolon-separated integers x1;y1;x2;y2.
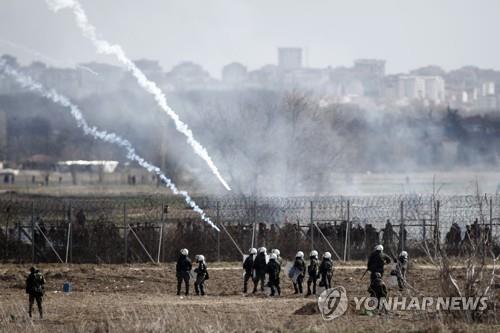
194;261;208;296
306;256;319;295
266;259;281;296
176;254;192;295
368;275;388;306
252;252;267;293
395;255;408;290
292;257;306;294
243;254;255;293
319;258;333;289
367;250;392;282
26;269;45;318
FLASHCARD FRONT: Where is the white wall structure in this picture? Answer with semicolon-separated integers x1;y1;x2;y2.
396;75;445;103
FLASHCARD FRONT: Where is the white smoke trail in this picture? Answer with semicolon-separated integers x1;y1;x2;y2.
45;0;231;191
0;59;220;232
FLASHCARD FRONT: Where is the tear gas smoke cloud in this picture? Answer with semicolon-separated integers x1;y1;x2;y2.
0;59;220;232
0;38;98;75
45;0;231;191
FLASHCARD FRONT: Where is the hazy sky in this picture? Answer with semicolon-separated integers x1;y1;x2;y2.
1;0;499;77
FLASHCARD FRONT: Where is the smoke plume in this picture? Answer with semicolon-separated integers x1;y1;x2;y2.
0;59;220;232
45;0;231;191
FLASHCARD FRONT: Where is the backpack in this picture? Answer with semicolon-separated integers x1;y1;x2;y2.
33;272;44;295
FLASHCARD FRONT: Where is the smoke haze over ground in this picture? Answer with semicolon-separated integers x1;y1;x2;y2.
1;1;500;196
1;58;500;195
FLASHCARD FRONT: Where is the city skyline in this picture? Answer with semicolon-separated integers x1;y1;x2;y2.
1;0;500;78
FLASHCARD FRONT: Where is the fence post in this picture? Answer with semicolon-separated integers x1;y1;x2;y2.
217;201;221;262
347;200;351;261
435;200;440;251
310;201;314;251
4;205;10;262
159;203;164;263
489;196;493;251
252;200;256;248
31;201;35;264
17;221;21;263
422;219;426;242
123;202;128;263
399;201;405;252
65;204;72;263
343;200;350;262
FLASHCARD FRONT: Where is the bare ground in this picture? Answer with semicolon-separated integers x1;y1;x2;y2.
0;262;499;332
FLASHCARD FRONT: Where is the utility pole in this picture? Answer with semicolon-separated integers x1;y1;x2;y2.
123;202;128;263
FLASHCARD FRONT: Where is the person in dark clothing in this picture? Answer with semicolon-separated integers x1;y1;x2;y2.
306;250;320;296
194;255;208;296
176;248;192;296
252;247;267;293
368;272;388;310
76;209;86;227
319;252;333;289
445;223;462;250
243;248;257;293
367;244;392;282
266;253;281;296
26;267;45;319
395;251;408;290
291;251;306;294
382;220;396;252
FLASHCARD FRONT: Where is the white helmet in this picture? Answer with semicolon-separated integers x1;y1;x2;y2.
323;252;332;259
400;251;408;258
296;251;304;258
375;244;383;251
272;249;280;257
310;250;318;257
180;248;189;256
269;253;277;260
197;255;205;262
249;248;257;255
258;247;267;254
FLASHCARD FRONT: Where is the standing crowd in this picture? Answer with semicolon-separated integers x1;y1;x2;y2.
24;244;409;319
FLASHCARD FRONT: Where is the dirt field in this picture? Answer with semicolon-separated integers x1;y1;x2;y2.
0;261;499;333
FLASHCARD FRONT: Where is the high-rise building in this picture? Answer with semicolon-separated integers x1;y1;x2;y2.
396;75;445;103
278;48;302;70
353;59;386;77
397;76;426;100
424;76;445;103
353;59;386;98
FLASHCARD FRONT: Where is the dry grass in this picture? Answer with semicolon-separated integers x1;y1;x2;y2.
0;263;499;332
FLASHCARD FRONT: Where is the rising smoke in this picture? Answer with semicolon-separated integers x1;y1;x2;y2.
44;0;231;191
0;59;220;232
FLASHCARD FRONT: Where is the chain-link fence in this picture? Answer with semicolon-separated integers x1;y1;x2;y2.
0;193;499;263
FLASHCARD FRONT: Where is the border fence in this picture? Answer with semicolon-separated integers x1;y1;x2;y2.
0;192;499;263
